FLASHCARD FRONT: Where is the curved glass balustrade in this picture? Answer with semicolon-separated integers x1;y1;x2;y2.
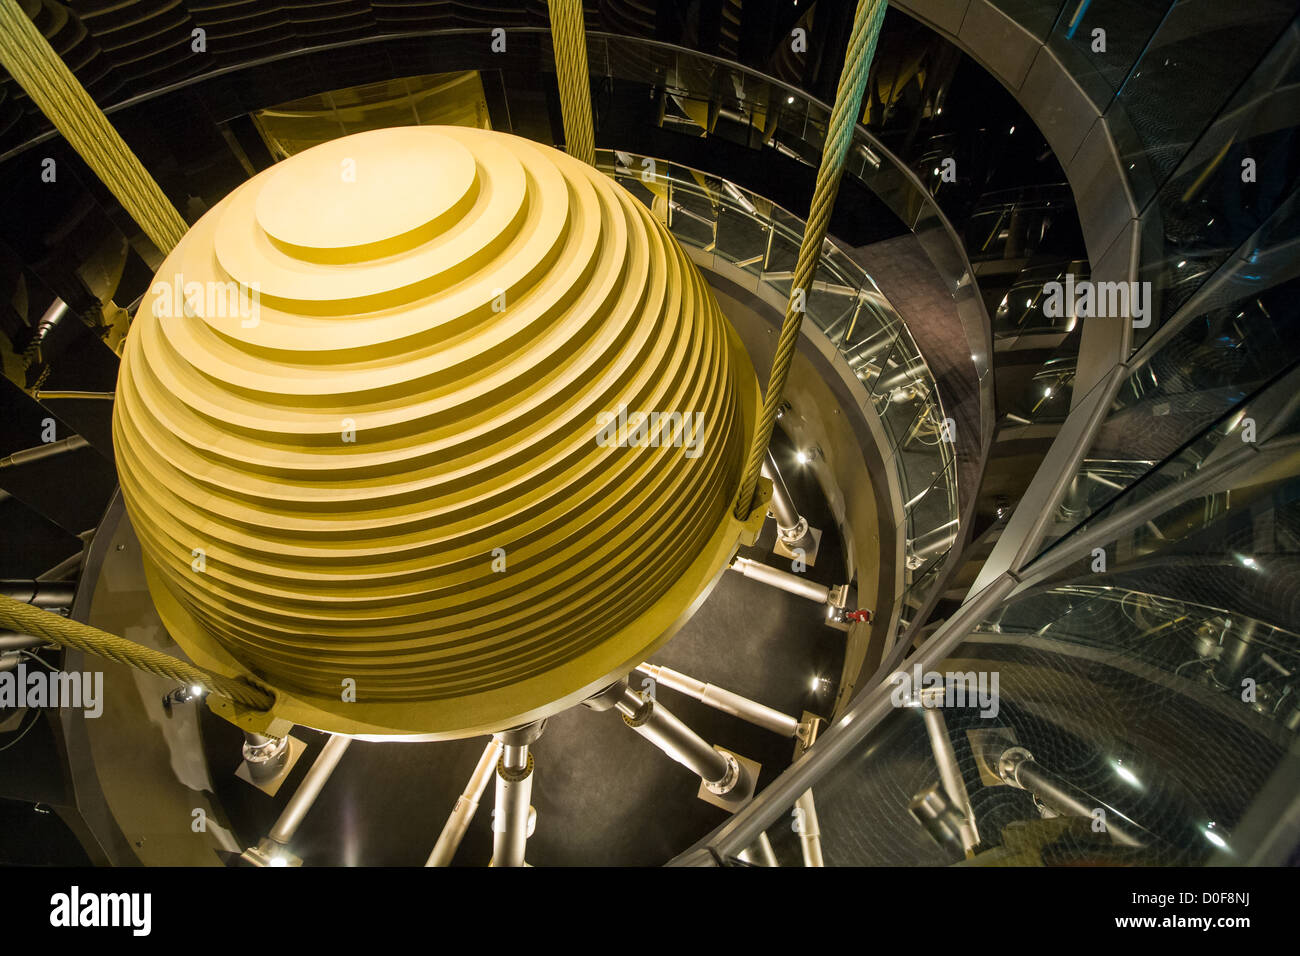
953;4;1300;608
751;581;1296;866
597;150;961;647
1041;273;1300;551
964;2;1299;344
682;345;1300;868
584;32;993;393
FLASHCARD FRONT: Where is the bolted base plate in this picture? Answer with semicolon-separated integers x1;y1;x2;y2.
235;734;306;796
773;524;822;567
794;711;824;759
240;837;302;867
966;727;1021;787
696;747;761;812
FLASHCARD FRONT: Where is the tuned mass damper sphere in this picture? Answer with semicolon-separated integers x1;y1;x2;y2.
113;126;761;737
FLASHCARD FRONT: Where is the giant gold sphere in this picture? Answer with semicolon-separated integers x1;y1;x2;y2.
113;126;762;737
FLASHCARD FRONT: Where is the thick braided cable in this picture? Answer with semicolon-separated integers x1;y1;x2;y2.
733;0;889;518
0;593;274;710
548;0;596;166
0;0;188;253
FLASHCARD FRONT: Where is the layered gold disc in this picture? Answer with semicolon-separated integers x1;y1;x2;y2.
113;126;761;737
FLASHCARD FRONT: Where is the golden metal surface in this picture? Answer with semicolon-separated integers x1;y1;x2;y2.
114;126;762;737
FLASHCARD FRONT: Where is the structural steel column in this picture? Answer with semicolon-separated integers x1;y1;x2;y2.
0;0;188;253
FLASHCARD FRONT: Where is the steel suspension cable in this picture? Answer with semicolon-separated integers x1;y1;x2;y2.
0;3;268;709
733;0;889;518
0;0;188;254
0;593;274;710
548;0;596;166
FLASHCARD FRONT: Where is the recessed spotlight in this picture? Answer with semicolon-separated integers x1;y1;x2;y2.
1113;760;1139;786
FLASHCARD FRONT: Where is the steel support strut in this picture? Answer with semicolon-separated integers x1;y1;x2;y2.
729;555;829;603
637;662;801;738
586;679;756;805
617;681;736;791
998;747;1144;848
490;722;544;867
919;695;979;855
762;450;816;554
428;737;503;866
242;734;352;866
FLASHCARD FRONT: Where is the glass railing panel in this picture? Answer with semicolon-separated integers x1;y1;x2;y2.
873;328;927;412
1017;406;1300;724
1132;22;1300;338
880;391;932;487
803;99;831;157
906;550;952;613
771;95;820;166
803;242;865;337
603;35;676;88
804;282;859;343
903;451;959;574
758;568;1298;865
1040;273;1300;548
991;261;1088;343
1045;0;1170;110
714;203;772;276
760;211;803;300
1105;3;1295;213
663;177;716;249
1036;361;1300;572
595;148;962;644
844;324;903;394
855;146;926;230
829;293;864;349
